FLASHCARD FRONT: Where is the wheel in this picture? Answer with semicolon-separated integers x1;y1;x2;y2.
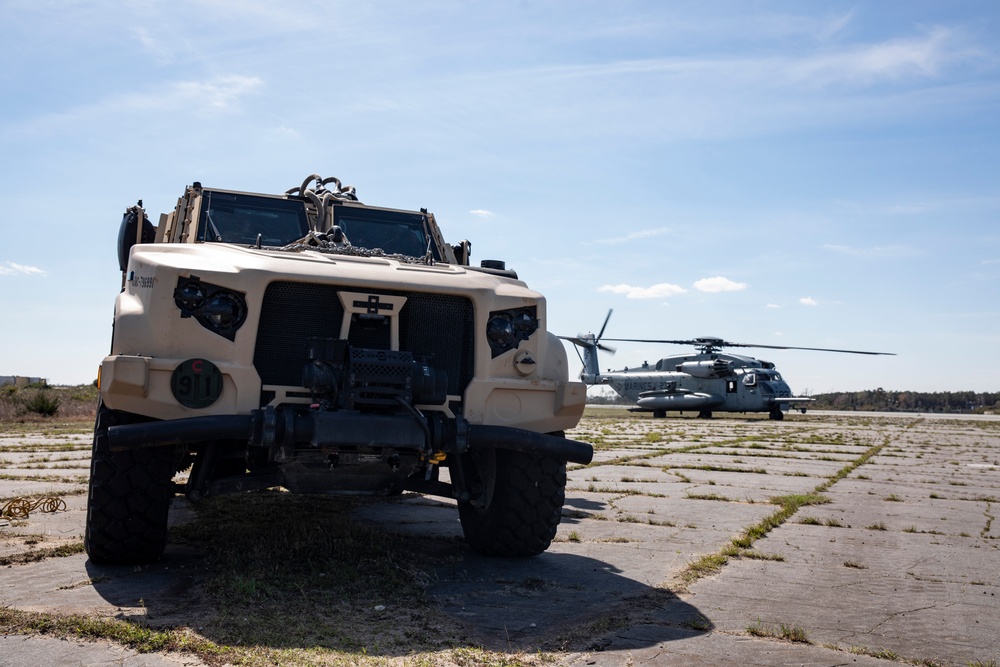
456;440;567;557
85;401;178;564
698;410;713;419
769;408;784;421
653;409;666;419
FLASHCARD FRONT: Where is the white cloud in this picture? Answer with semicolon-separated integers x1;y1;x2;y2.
800;297;818;306
469;209;495;218
694;276;748;293
0;262;46;276
766;303;781;309
598;283;687;299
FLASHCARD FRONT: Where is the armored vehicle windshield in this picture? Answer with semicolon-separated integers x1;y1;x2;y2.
198;191;309;246
196;189;437;259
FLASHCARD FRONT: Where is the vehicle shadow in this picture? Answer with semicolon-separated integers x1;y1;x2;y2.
426;549;710;652
85;492;711;657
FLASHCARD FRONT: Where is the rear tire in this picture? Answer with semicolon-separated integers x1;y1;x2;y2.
457;441;566;557
769;408;785;421
85;401;177;564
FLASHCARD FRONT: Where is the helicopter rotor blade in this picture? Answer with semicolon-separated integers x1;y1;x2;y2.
602;337;893;355
596;308;613;342
557;335;590;347
733;343;895;355
558;335;616;355
603;338;701;346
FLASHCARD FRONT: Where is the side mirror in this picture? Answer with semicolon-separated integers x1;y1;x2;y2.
452;239;472;266
117;203;156;271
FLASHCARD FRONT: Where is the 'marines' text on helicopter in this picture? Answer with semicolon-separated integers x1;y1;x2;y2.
561;311;894;420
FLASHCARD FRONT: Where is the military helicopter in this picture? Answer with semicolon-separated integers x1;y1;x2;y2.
561;311;894;420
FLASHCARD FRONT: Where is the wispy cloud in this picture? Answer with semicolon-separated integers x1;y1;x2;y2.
594;227;672;246
10;75;263;138
598;283;686;299
816;10;854;41
785;27;963;88
434;24;986;145
469;209;495;218
823;243;921;259
144;76;263;112
0;262;46;276
800;297;818;306
498;25;971;93
694;276;748;293
766;303;781;309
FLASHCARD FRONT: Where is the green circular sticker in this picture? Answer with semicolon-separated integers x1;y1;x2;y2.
171;358;223;409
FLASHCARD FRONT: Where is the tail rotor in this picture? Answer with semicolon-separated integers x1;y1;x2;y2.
559;309;616;384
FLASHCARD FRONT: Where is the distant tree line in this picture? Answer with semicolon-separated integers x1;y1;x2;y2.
586;388;1000;414
806;388;1000;414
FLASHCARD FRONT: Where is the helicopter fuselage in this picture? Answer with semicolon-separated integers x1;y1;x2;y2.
562;311;890;420
592;352;807;418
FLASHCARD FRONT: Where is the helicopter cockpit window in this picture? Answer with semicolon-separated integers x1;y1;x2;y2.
743;373;757;387
332;206;439;260
198;191;309;246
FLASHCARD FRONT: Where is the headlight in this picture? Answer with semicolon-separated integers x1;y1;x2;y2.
174;276;247;340
486;306;537;358
174;281;207;312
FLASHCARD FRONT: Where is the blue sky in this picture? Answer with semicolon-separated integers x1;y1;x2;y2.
1;1;998;393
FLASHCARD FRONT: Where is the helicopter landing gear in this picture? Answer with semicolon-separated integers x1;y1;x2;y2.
653;409;666;419
697;410;713;419
769;408;784;421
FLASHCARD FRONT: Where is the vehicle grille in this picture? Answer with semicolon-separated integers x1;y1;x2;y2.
253;281;475;400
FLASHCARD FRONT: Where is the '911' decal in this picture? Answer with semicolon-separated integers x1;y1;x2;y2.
170;358;223;409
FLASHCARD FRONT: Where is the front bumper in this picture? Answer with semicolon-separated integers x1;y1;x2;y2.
106;407;594;465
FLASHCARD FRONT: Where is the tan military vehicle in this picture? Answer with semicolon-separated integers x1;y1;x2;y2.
87;174;591;564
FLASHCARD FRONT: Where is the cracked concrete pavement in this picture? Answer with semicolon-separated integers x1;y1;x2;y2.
1;410;998;666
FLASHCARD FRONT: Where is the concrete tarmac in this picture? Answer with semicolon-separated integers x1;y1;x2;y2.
1;411;997;666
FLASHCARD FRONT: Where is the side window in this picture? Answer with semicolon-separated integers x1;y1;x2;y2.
727;380;737;394
743;373;757;387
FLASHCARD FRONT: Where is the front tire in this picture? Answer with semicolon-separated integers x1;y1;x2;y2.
85;402;177;564
456;443;567;557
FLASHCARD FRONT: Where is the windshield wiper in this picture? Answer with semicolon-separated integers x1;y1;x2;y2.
206;211;223;242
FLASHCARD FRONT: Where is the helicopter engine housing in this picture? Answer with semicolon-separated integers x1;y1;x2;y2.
676;359;733;378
